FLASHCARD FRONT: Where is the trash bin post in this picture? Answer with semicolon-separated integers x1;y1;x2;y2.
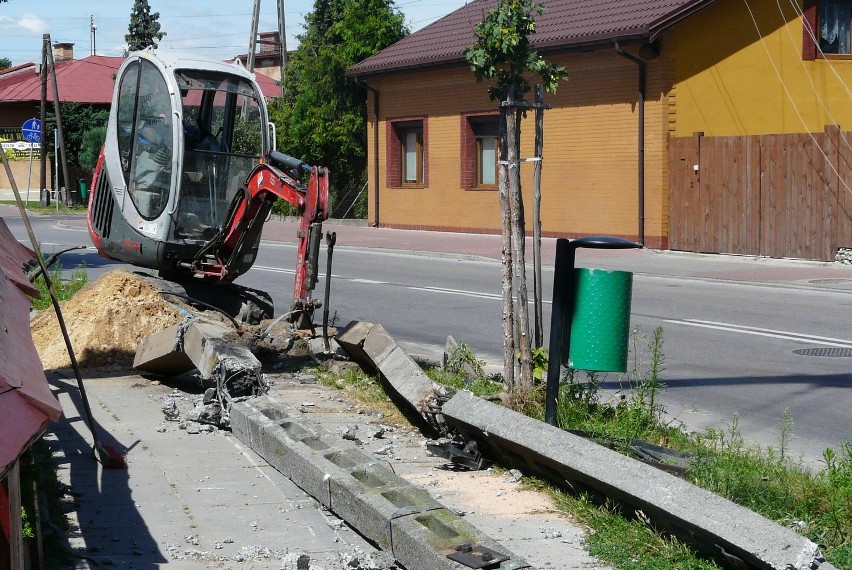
544;236;642;426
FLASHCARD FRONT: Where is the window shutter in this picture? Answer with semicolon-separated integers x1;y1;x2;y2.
802;0;818;60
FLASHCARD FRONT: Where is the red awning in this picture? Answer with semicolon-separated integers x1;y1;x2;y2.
0;218;62;480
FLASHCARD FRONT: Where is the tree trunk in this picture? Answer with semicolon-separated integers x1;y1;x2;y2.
498;105;515;389
506;92;533;390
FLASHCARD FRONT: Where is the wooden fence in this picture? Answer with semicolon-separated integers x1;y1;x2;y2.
669;126;852;261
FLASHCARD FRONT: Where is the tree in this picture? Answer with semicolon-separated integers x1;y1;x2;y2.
268;0;407;218
79;125;107;175
44;103;109;172
125;0;166;52
0;57;11;70
466;0;567;391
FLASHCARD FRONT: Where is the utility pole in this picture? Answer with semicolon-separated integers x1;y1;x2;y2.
247;0;261;73
39;35;48;207
45;35;72;207
91;15;97;56
247;0;287;94
277;0;287;95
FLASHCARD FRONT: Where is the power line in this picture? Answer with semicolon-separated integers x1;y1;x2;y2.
741;0;852;196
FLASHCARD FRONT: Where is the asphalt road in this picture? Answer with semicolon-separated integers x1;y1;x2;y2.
8;211;852;466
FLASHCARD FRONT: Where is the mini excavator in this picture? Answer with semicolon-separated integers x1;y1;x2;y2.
87;49;330;328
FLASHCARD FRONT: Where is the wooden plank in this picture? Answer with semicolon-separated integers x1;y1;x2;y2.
839;130;852;253
668;135;701;251
760;134;779;258
701;137;718;253
8;462;23;570
746;136;761;254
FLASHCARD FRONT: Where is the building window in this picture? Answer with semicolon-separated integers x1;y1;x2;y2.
401;127;423;185
462;113;500;190
819;0;852;54
803;0;852;58
387;118;427;188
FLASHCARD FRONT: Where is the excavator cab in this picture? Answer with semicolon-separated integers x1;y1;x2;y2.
90;50;269;275
89;49;330;322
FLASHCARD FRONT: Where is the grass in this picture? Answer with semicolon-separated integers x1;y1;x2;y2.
0;199;88;215
419;327;851;570
312;366;407;422
31;262;88;310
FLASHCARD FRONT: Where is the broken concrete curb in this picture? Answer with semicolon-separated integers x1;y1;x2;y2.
337;321;448;432
231;394;532;570
134;318;262;383
442;390;825;570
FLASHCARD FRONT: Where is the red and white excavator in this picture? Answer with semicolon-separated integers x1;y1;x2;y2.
87;49;330;326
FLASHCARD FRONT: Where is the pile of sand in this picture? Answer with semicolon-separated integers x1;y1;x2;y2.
31;269;184;370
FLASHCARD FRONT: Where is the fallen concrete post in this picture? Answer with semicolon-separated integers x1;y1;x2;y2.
231;395;532;570
134;319;264;400
337;321;448;432
132;322;194;375
442;390;828;570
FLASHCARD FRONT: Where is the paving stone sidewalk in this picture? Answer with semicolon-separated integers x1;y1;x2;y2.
44;367;609;569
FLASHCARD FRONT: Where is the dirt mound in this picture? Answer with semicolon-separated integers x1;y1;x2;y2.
31;269;184;370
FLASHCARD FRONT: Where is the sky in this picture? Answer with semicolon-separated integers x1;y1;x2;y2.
0;0;471;67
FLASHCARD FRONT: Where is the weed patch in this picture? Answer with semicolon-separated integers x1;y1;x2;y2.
31;262;88;310
424;330;850;569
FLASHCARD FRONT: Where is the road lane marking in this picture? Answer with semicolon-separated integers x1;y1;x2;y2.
664;318;852;347
253;265;547;304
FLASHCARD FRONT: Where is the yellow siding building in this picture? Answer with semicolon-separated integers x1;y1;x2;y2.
350;0;852;259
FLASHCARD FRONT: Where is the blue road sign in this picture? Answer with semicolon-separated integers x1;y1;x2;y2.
22;118;42;144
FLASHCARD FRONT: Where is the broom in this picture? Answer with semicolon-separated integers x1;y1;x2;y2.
1;151;126;469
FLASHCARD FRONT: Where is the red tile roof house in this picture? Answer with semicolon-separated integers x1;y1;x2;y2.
0;219;63;568
0;43;282;196
348;0;852;261
0;44;123;195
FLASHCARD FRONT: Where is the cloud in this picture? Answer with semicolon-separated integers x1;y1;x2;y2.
17;13;49;35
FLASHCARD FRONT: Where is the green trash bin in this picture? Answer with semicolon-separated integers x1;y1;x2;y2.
78;179;88;201
566;267;633;372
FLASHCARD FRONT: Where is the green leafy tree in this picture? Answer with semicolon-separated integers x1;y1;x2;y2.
79;125;107;175
269;0;407;218
0;57;11;70
44;103;109;172
465;0;566;102
465;0;567;391
125;0;166;52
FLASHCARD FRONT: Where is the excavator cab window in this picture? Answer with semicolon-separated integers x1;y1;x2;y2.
173;70;265;240
117;59;175;221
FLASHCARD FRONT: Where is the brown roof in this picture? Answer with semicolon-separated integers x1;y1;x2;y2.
349;0;716;77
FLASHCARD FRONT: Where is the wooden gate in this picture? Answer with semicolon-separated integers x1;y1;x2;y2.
669;127;852;261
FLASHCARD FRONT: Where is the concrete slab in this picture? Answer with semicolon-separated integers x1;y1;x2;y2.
265;378;611;570
442;390;825;570
182;319;261;380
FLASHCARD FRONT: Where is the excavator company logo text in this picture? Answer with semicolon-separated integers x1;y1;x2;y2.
122;240;142;254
